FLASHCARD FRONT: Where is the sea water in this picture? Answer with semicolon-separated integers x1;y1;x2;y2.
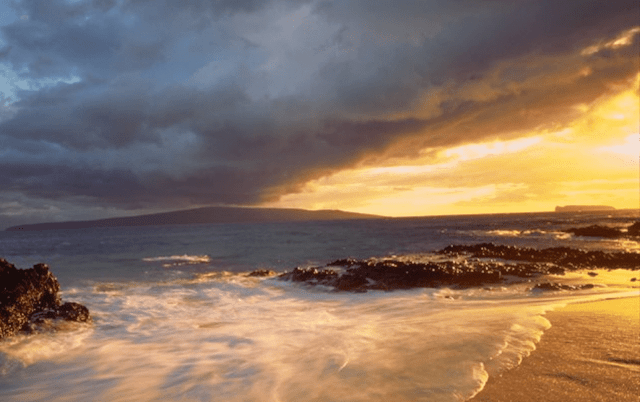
0;210;638;401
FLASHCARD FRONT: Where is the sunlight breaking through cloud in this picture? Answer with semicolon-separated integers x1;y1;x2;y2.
0;1;638;226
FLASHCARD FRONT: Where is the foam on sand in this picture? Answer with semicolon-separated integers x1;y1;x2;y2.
471;296;640;402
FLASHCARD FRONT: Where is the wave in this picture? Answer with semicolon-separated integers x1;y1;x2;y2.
141;254;211;267
0;278;581;401
2;260;636;402
484;229;570;240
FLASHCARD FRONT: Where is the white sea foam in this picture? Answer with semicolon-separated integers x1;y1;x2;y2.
553;231;572;240
485;229;573;241
2;211;638;401
1;274;633;402
142;254;211;267
612;239;640;252
486;229;523;237
0;324;93;372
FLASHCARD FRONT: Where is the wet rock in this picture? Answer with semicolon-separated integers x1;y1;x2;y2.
562;221;640;239
627;222;640;237
279;267;339;284
22;302;91;334
56;302;91;322
532;282;595;291
547;266;566;275
438;243;640;269
0;258;91;339
279;258;503;292
248;269;276;277
279;243;640;292
328;258;360;267
563;225;624;238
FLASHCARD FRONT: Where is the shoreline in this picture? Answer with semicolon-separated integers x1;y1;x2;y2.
470;295;640;402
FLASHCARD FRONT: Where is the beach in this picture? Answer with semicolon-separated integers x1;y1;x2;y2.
1;212;639;401
471;296;640;402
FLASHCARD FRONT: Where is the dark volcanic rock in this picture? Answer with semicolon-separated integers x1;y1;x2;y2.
627;222;640;237
22;302;91;334
438;243;640;269
281;267;339;283
279;258;504;292
532;282;595;291
563;225;624;238
279;243;640;292
56;302;91;322
562;221;640;239
547;266;566;275
0;258;91;339
248;269;277;277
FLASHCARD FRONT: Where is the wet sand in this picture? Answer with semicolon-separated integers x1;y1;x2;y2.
471;296;640;402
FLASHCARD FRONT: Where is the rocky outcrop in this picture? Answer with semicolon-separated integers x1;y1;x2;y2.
248;269;276;277
277;244;640;292
532;282;595;291
0;258;91;339
438;243;640;269
279;258;504;292
562;221;640;239
564;225;625;238
627;222;640;236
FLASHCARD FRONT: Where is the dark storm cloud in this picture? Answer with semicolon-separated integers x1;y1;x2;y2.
0;163;141;201
318;0;639;113
0;0;638;225
1;3;122;78
122;0;268;19
2;79;152;149
0;161;252;207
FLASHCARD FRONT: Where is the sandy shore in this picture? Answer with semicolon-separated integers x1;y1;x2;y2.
471;295;640;402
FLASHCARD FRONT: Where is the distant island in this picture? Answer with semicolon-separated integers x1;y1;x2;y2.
555;205;616;213
5;207;382;231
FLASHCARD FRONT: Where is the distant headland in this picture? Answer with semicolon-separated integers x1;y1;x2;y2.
5;207;382;231
555;205;616;213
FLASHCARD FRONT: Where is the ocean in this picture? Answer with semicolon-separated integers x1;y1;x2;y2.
0;210;638;401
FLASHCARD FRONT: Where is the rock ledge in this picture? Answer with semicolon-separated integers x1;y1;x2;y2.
0;258;91;339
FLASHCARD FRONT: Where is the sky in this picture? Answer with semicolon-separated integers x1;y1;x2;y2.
0;0;638;228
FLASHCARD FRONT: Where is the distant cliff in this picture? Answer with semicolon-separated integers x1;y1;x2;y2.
555;205;616;213
5;207;382;231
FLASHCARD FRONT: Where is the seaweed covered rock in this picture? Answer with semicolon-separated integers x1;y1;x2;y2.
0;258;91;339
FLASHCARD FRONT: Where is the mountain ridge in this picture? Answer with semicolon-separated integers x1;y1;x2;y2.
5;206;383;231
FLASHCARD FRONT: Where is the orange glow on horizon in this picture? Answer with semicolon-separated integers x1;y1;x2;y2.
267;73;639;217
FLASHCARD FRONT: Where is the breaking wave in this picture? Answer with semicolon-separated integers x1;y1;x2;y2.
142;254;211;267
